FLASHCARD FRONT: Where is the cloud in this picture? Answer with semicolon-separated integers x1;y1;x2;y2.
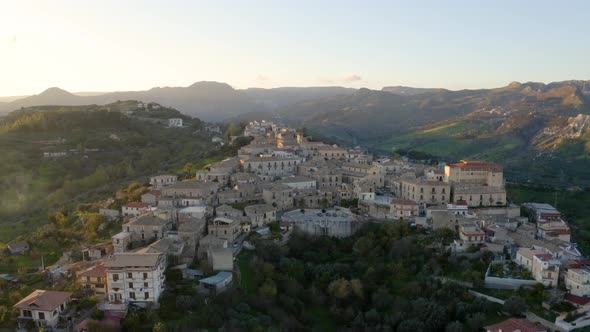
343;74;362;82
256;74;270;81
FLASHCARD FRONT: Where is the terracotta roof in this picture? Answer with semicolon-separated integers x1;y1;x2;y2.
546;229;571;235
484;318;548;332
13;290;73;311
535;253;553;261
572;260;590;267
564;293;590;306
78;263;106;278
391;199;418;206
448;159;502;170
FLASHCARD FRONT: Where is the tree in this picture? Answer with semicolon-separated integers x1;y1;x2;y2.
397;318;425;332
225;122;242;138
503;296;527;316
446;321;464;332
127;182;148;202
259;279;278;300
153;322;167;332
183;163;194;177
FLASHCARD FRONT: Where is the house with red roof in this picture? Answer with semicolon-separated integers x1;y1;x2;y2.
77;263;107;298
484;318;548;332
13;290;73;329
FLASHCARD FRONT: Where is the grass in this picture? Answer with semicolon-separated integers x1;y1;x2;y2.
374;119;525;162
237;251;256;295
475;288;516;300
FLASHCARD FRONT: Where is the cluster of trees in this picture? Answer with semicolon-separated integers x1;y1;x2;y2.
145;222;507;331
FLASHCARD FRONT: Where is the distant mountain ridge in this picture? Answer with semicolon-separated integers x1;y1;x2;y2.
0;82;259;121
0;83;358;121
381;86;444;95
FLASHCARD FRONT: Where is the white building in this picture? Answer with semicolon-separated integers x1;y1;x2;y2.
168;118;183;127
105;253;167;305
150;175;178;189
121;202;152;217
566;268;590;297
515;247;559;287
13;290;73;329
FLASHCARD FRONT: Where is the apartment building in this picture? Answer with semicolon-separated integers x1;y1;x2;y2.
399;178;450;205
105;253;167;305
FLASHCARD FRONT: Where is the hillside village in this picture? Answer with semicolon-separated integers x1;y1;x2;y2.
4;119;590;331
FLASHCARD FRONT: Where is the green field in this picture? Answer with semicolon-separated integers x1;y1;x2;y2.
374;120;526;161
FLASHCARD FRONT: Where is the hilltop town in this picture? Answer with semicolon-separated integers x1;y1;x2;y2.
3;120;590;331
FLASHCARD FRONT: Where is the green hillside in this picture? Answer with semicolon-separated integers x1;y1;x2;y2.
0;102;217;242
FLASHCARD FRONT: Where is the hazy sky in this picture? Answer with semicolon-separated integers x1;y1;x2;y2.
1;0;589;96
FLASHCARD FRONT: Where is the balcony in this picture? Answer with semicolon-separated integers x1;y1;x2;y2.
110;282;124;290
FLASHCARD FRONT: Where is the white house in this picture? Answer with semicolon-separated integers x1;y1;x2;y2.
13;290;73;329
121;202;152;217
168;118;183;127
149;175;178;189
566;268;590;297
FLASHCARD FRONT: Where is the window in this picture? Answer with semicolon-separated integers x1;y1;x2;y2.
143;273;148;280
130;292;136;300
38;312;45;320
113;274;119;281
128;273;132;278
129;282;133;289
145;292;150;300
53;310;57;317
22;310;32;318
144;282;148;288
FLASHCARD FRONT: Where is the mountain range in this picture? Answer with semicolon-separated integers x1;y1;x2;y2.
2;80;590;187
0;83;357;121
